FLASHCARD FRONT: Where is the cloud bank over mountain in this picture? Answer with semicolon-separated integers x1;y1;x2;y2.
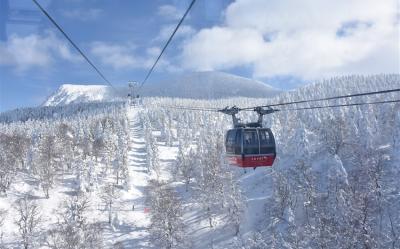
180;0;398;79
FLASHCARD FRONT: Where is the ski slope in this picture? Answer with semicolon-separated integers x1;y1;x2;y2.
110;107;152;248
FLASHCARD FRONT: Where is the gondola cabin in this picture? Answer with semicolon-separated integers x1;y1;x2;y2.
225;127;276;168
220;106;277;168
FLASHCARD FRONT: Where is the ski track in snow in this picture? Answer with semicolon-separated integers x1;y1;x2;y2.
106;106;152;248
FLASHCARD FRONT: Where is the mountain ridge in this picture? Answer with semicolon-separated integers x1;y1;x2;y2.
43;71;281;106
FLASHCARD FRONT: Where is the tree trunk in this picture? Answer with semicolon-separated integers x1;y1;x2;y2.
185;181;189;192
108;202;112;224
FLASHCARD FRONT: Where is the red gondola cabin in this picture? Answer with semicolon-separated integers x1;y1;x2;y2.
225;127;276;168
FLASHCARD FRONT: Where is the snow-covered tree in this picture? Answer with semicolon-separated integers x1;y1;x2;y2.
37;135;58;198
14;197;42;249
0;208;6;248
148;180;188;249
0;132;29;193
100;183;121;224
176;145;197;192
197;133;226;228
46;192;103;249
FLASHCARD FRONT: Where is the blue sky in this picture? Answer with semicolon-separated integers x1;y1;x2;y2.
0;0;398;111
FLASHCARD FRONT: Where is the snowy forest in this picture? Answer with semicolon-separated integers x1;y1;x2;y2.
0;74;399;248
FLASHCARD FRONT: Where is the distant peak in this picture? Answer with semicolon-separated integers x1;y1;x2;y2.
59;84;109;91
44;84;114;106
44;72;283;106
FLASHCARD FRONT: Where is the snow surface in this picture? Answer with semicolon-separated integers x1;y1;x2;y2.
1;74;399;248
0;106;158;248
43;71;281;107
43;84;116;106
104;107;152;248
140;71;281;99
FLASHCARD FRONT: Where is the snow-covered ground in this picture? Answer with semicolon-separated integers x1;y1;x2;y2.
0;74;399;248
103;106;152;248
0;105;156;248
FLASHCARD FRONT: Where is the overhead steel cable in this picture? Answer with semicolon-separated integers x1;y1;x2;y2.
161;88;400;112
161;98;400;113
280;99;400;111
161;104;220;112
240;88;400;110
138;0;197;91
32;0;115;90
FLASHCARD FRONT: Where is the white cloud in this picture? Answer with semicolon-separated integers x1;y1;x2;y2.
91;42;166;70
157;4;183;20
146;46;161;58
90;42;141;69
181;27;266;70
0;32;81;71
181;0;399;79
62;8;103;21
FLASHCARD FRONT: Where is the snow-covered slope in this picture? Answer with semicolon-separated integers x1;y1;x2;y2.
141;74;400;249
43;72;281;106
140;71;281;99
43;84;118;106
1;74;399;248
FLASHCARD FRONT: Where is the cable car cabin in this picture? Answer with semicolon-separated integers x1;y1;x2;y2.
220;106;278;168
225;128;276;168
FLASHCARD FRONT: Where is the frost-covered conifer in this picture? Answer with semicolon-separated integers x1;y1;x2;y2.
37;135;58;198
46;192;104;249
148;180;187;249
100;183;121;224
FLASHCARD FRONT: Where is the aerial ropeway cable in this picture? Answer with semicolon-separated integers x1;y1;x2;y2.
281;99;400;111
240;87;400;110
160;87;400;112
32;0;116;91
161;104;220;112
138;0;197;92
161;98;400;113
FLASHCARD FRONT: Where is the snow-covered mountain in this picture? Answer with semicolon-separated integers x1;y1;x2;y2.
140;71;281;99
43;84;119;106
43;71;281;106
